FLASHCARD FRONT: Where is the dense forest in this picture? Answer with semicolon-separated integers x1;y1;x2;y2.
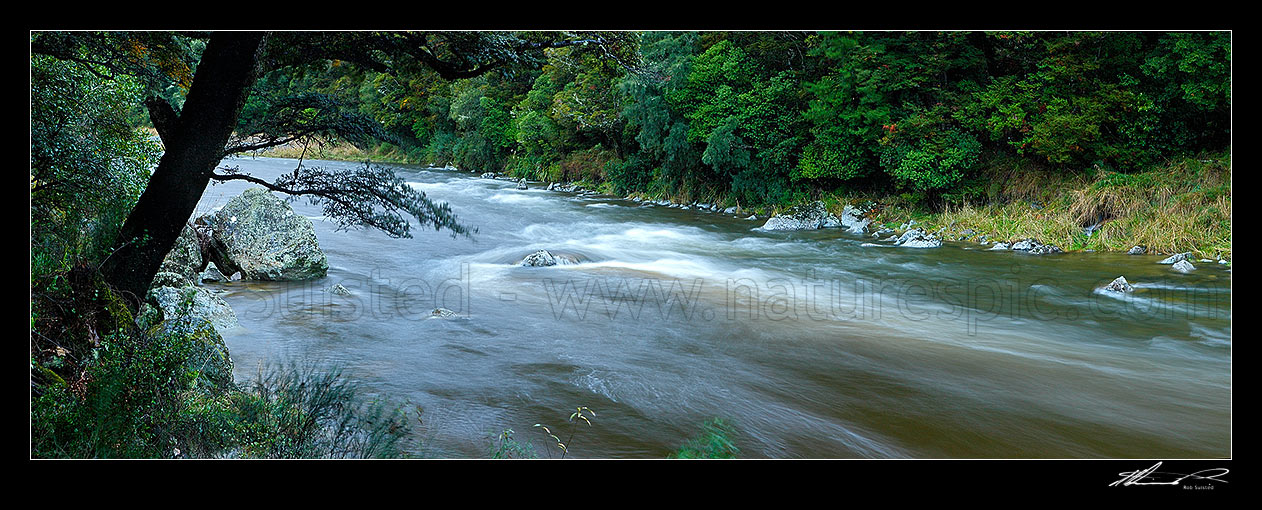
246;31;1229;208
30;31;1231;459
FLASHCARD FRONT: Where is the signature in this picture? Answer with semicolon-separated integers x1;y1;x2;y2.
1110;462;1229;487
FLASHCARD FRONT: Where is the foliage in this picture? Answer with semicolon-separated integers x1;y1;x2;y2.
31;296;413;459
209;30;1230;216
879;129;982;192
30;53;161;278
215;162;472;238
488;428;537;459
35;30;1230;243
534;406;595;459
669;418;740;459
32;320;203;458
209;364;412;458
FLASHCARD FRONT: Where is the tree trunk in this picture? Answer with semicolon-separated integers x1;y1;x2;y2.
102;32;267;309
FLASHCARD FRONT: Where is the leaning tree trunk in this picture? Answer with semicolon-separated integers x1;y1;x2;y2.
102;32;268;310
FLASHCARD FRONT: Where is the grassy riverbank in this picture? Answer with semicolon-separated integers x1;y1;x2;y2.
824;151;1232;261
252;139;415;164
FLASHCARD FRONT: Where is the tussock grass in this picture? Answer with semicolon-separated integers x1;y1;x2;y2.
254;139;414;164
824;152;1230;260
933;152;1231;259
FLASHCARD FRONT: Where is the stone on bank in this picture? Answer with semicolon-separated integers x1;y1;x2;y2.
761;201;843;231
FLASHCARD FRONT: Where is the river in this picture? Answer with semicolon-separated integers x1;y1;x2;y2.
200;157;1231;458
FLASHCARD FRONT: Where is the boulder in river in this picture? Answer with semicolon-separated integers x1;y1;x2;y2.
480;172;497;179
1172;260;1196;273
521;249;558;267
1102;276;1135;293
1158;252;1193;264
1127;245;1147;255
547;182;586;193
328;283;352;296
429;307;457;319
200;188;329;281
1010;238;1064;255
895;228;942;248
761;201;841;231
989;242;1010;251
839;204;871;234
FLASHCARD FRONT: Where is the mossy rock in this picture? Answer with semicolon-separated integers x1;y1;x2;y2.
203;188;329;281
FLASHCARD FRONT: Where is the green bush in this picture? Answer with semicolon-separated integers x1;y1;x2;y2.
880;130;982;193
31;272;412;459
669;418;740;459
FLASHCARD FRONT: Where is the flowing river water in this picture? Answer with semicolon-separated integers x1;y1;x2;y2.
200;157;1231;459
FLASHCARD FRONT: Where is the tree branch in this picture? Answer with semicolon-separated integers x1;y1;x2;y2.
145;96;181;148
210;162;472;238
222;134;306;158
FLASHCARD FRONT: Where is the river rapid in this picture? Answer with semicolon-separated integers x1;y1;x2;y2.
200;157;1231;459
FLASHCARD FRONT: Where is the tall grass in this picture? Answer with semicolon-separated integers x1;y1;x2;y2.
827;152;1231;260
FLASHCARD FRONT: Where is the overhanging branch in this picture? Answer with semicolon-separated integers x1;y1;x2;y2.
210;163;473;238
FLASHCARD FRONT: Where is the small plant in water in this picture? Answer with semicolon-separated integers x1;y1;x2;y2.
669;418;740;459
534;406;595;459
488;428;537;459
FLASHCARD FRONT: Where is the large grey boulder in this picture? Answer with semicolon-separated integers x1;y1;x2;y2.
149;302;235;389
1127;245;1147;255
516;178;528;190
1172;260;1196;273
150;285;240;333
761;201;842;231
201;188;328;281
139;275;236;390
895;228;942;248
1102;276;1135;293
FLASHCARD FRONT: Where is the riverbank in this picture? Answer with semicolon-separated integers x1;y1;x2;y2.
253;145;1231;262
821;152;1232;262
248;139;414;164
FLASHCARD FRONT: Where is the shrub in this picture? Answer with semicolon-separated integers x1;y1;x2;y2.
669;418;740;459
880;130;982;193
